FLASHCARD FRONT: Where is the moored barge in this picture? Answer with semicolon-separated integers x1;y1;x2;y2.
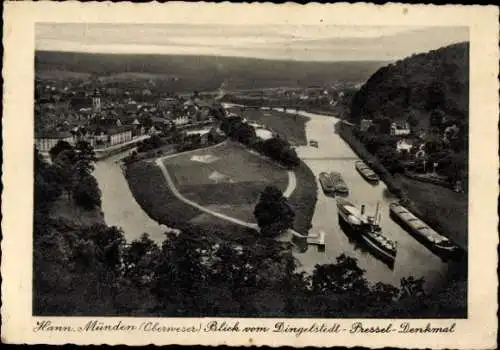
319;172;336;195
330;172;349;195
354;160;380;183
389;202;461;257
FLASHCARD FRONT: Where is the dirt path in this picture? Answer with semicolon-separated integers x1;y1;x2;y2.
155;157;260;230
154;156;315;244
155;143;298;231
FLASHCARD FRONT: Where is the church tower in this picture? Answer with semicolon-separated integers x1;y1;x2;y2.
92;89;101;113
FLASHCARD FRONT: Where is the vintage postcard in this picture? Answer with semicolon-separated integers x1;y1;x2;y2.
2;1;499;348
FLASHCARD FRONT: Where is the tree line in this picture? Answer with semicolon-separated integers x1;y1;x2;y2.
36;140;101;212
220;116;300;168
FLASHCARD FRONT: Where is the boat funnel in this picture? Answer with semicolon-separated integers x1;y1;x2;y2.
361;205;366;215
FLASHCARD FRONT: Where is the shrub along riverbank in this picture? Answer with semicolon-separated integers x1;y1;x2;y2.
335;122;467;250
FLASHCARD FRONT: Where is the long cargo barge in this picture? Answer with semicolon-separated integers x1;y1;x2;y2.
354;160;380;183
389;202;461;258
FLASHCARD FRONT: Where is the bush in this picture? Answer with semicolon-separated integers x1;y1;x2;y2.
260;137;300;168
254;186;295;238
137;135;163;153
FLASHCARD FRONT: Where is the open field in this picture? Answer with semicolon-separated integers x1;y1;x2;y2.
125;140;319;240
125;160;259;243
164;141;289;221
239;109;310;146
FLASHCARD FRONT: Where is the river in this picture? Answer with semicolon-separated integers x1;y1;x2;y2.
93;150;168;243
276;108;455;290
94;106;457;290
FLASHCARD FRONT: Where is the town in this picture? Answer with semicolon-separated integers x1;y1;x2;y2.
33;24;469;320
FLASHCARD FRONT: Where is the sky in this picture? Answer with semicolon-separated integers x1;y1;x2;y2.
36;23;469;62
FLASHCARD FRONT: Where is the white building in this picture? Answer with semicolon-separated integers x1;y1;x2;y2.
108;127;133;146
35;131;75;152
390;121;411;136
173;115;189;126
396;139;413;153
256;128;274;140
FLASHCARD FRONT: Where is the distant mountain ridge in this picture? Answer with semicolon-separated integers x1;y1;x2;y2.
350;42;469;124
35;51;387;91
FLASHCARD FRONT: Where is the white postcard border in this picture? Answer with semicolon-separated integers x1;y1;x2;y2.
2;2;499;348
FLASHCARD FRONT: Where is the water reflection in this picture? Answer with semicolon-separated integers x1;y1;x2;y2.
382;188;399;200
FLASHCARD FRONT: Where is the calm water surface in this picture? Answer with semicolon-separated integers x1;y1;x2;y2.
281;109;454;290
93;151;167;244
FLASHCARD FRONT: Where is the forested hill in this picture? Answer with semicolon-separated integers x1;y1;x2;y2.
350;42;469;125
35;51;386;91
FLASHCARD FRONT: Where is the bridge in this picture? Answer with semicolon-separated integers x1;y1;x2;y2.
233;105;305;112
300;156;359;161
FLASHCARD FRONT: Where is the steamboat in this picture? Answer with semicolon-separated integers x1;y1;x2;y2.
337;198;397;265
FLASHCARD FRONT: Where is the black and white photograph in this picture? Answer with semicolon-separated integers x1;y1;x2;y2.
2;2;498;348
33;21;470;318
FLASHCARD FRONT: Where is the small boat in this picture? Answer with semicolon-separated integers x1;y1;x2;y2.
389;203;460;257
329;172;349;195
309;140;319;148
355;160;380;183
319;172;335;195
337;198;397;264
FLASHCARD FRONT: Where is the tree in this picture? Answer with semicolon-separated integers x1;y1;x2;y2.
210;104;226;120
377;145;401;173
220;116;242;136
49;140;73;162
424;135;443;155
73;174;102;210
254;186;295;238
34;148;64;209
378;117;392;134
427;81;447;110
311;254;369;295
407;110;419;128
79;224;126;271
233;123;256;146
122;233;163;287
280;147;300;168
53;149;78;199
429;109;445;129
75;140;96;175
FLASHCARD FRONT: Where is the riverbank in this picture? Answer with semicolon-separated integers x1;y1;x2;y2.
238;108;310;146
335;121;468;250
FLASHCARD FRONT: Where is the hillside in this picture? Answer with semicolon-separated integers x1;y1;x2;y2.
343;42;470;252
350;42;469;125
35;51;386;91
